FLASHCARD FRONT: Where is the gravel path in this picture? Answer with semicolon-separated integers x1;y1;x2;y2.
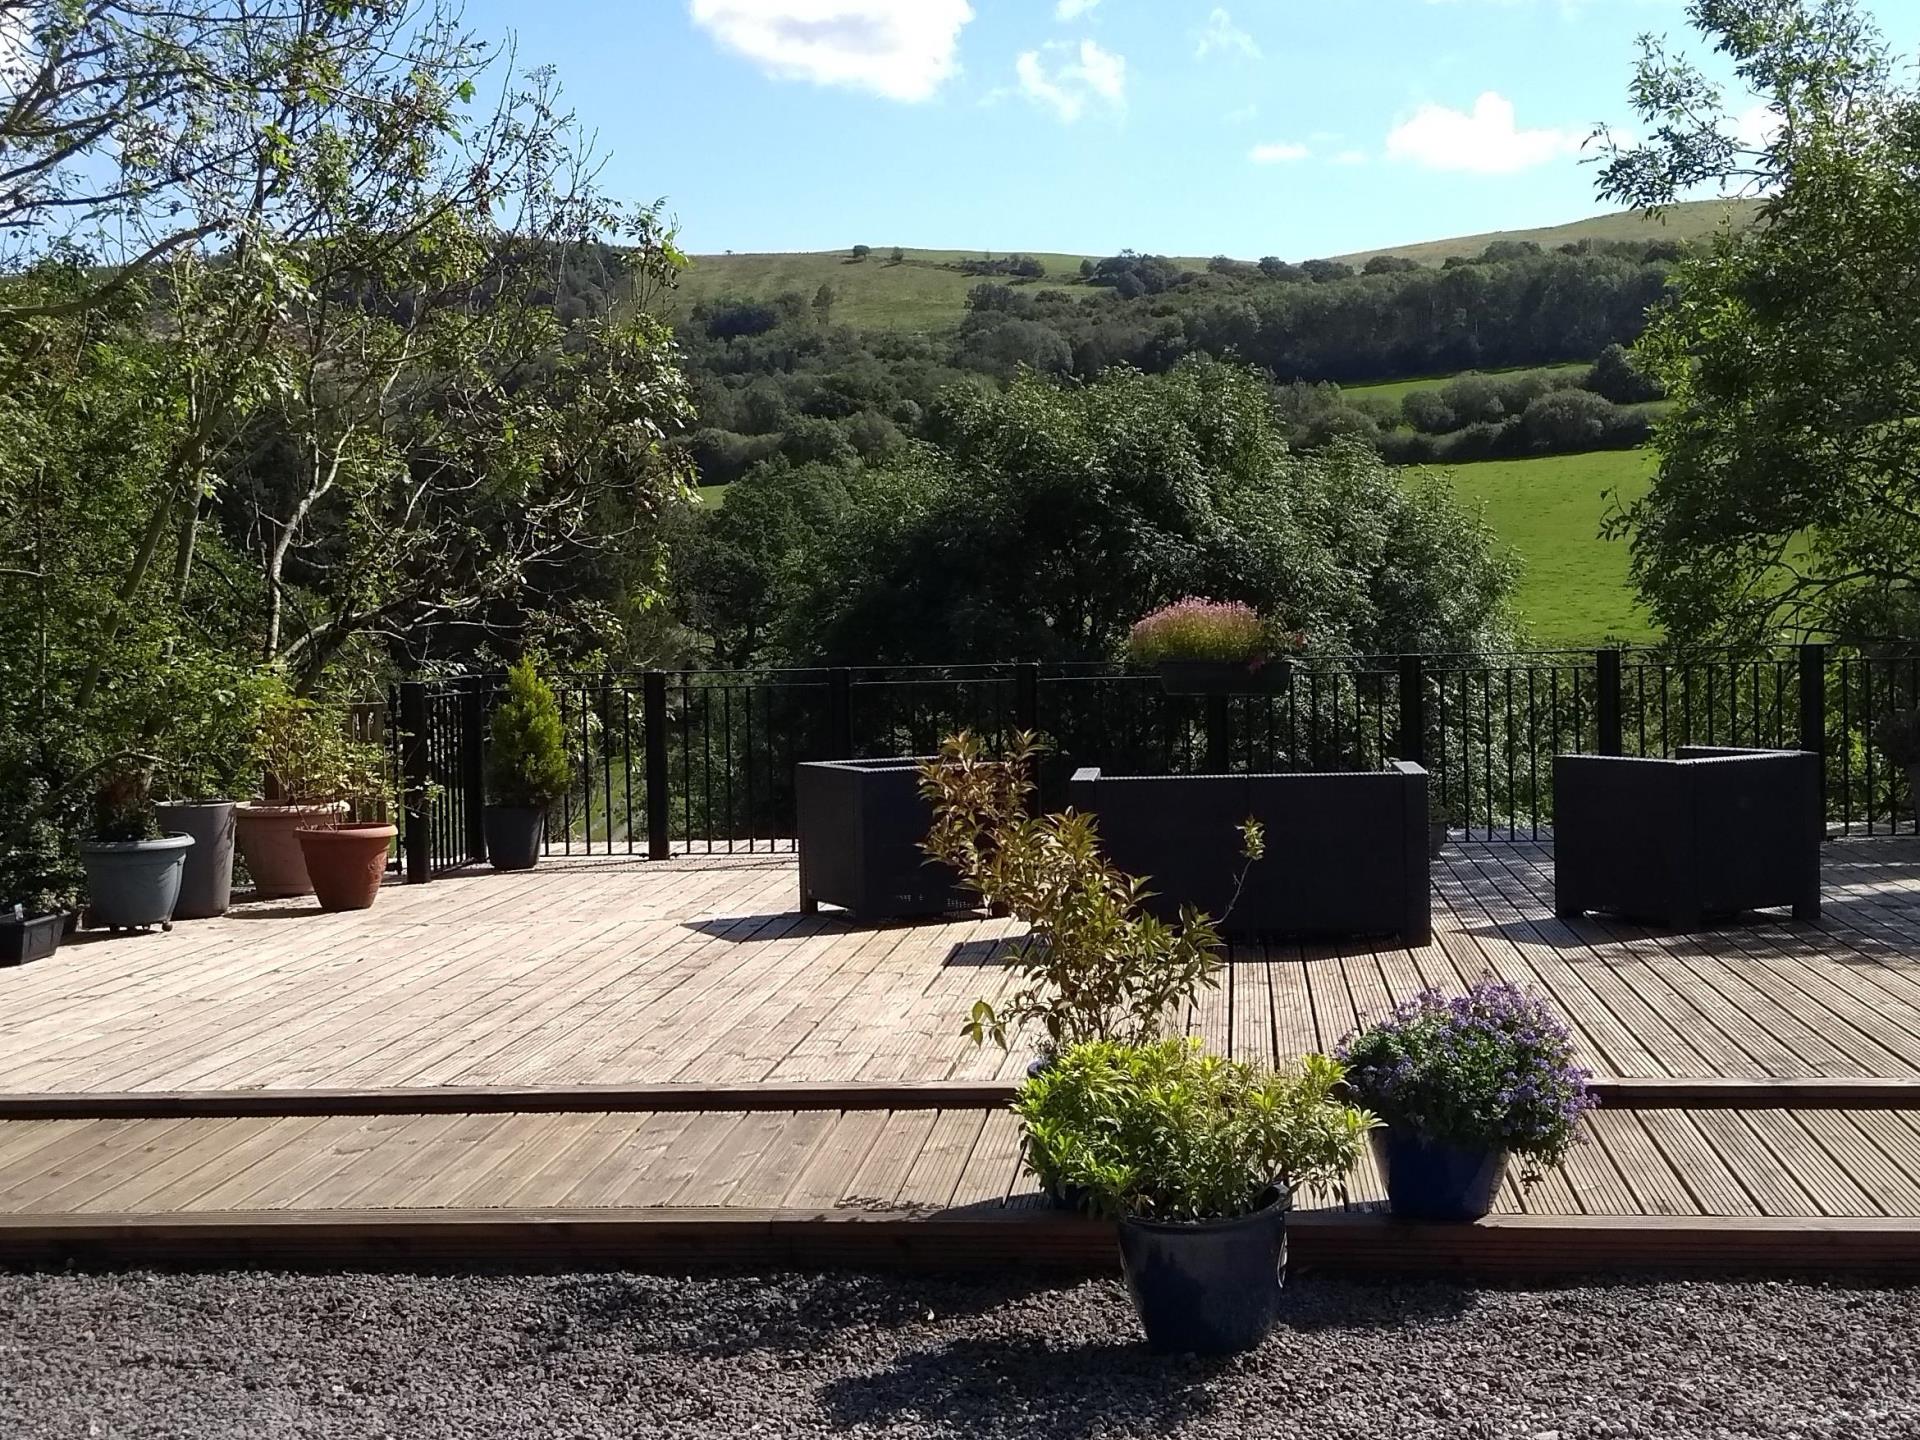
2;1269;1917;1439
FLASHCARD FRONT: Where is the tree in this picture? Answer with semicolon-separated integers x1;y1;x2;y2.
812;283;836;318
1595;0;1920;640
850;244;872;260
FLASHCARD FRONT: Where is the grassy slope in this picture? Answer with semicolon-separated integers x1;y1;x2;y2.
674;202;1759;335
1344;363;1591;407
1442;449;1656;645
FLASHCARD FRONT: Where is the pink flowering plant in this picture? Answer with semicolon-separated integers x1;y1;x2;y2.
1125;598;1287;668
1337;980;1595;1181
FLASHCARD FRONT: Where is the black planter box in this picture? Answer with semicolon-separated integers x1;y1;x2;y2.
1;911;67;967
1070;762;1431;943
795;758;974;922
1155;658;1290;695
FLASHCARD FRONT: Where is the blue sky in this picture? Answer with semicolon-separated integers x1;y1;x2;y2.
462;1;1916;260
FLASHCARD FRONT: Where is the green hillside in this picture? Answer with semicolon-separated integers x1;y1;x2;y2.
1444;448;1656;645
1344;363;1591;408
674;202;1758;335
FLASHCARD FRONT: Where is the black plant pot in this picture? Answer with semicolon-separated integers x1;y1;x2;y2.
1372;1131;1508;1221
484;805;547;871
1;911;67;968
1116;1188;1290;1355
483;806;552;875
1155;658;1290;696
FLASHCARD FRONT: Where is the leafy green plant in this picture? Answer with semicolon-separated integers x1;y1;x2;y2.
147;661;281;804
91;766;159;843
1874;710;1920;769
486;657;573;809
1339;981;1594;1181
1014;1038;1375;1221
0;780;83;915
255;695;393;813
920;731;1261;1053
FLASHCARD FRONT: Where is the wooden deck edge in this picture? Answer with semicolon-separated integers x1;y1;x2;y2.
6;1076;1920;1120
3;1207;1919;1277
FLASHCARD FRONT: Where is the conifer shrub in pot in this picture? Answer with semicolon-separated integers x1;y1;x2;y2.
483;656;571;871
1874;710;1920;832
1015;1038;1373;1355
1340;980;1594;1221
1125;598;1302;695
77;766;194;932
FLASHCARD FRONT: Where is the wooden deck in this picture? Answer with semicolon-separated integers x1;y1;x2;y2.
6;839;1920;1273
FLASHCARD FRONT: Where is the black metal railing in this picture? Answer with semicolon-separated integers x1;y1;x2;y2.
383;643;1920;879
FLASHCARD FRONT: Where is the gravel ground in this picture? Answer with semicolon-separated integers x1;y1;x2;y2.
2;1269;1918;1439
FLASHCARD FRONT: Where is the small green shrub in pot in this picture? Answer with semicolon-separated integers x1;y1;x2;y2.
238;692;392;901
483;656;572;871
1340;980;1594;1221
1014;1038;1374;1354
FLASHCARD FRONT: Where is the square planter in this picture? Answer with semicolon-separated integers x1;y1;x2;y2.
1;911;67;967
1155;658;1290;695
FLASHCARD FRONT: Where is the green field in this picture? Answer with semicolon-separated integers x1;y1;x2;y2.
1443;448;1656;645
1344;363;1591;407
675;201;1759;335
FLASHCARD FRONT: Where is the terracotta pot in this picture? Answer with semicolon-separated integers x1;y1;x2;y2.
295;822;396;912
234;803;343;898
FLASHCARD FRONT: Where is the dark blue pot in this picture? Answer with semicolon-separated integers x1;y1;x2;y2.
1373;1131;1507;1221
1116;1188;1290;1355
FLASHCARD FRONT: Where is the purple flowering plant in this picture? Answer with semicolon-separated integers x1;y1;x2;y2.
1337;980;1595;1178
1125;598;1303;668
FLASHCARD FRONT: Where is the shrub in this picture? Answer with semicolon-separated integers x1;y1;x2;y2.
1875;709;1920;768
1585;343;1663;404
1520;388;1619;451
256;695;393;810
920;732;1260;1052
486;657;572;809
1401;389;1458;435
91;765;158;842
1339;980;1595;1179
1013;1038;1375;1220
1124;598;1268;666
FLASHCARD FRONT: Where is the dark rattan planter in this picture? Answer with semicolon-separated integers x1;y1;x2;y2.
1155;657;1289;695
1;911;67;968
1552;746;1822;930
1070;762;1431;943
795;758;973;922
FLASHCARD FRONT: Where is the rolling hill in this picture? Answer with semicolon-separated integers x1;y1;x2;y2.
671;199;1760;334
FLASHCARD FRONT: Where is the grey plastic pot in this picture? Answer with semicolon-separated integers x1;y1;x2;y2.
156;801;236;919
78;833;194;931
1116;1188;1291;1355
484;805;547;871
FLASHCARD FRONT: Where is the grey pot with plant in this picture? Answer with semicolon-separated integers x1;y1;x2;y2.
1875;710;1920;832
484;656;572;871
1015;1039;1373;1355
152;663;277;919
78;766;194;932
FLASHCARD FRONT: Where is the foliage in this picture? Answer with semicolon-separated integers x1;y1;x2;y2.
1595;0;1920;641
0;790;82;915
1013;1039;1376;1221
91;766;159;843
1124;599;1273;666
920;732;1253;1053
254;696;393;811
1874;711;1920;769
486;657;573;809
1339;981;1595;1177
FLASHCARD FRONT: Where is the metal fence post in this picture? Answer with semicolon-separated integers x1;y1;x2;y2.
643;670;671;860
1204;694;1230;772
1595;648;1624;756
399;681;431;884
827;667;855;760
461;678;487;864
1013;661;1040;738
1397;653;1426;764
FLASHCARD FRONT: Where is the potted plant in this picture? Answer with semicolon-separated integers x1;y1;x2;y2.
76;765;195;932
234;694;353;898
1429;792;1465;859
290;726;397;913
1339;979;1594;1221
1874;709;1920;832
1125;598;1300;695
1015;1038;1373;1355
483;656;571;871
152;665;275;919
0;793;82;966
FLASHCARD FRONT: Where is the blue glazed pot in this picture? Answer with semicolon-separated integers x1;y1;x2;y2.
1116;1188;1290;1355
1373;1131;1508;1221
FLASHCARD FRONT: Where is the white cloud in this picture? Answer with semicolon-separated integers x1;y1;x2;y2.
1195;8;1260;61
1054;0;1101;18
1248;140;1309;164
1332;148;1370;166
688;0;974;103
1016;39;1126;123
1385;91;1584;175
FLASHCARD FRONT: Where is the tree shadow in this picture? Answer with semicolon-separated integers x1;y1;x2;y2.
227;903;323;921
943;937;1021;967
681;910;978;939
